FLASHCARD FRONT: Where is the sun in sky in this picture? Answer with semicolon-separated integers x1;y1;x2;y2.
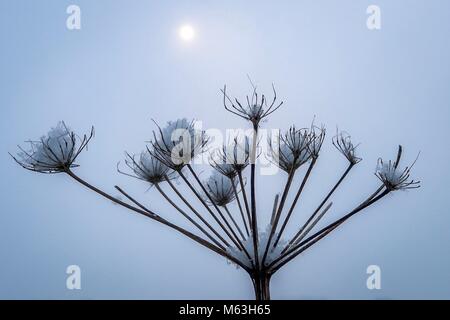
179;24;195;42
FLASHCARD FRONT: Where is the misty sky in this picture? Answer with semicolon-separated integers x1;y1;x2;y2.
1;0;450;299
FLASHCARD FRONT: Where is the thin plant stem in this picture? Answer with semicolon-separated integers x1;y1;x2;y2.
231;177;250;237
164;175;230;248
114;185;153;213
238;171;252;229
268;187;389;272
65;169;250;271
261;168;295;266
178;169;243;250
250;125;260;270
223;205;246;241
292;202;333;246
282;163;353;253
155;183;226;251
270;194;280;225
272;158;317;248
270;224;338;274
185;165;252;260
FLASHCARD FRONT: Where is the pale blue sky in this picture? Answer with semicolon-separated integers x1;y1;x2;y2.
1;0;449;299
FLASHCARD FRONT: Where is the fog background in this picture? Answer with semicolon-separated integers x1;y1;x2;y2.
1;0;449;299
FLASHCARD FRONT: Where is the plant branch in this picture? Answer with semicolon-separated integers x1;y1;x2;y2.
282;163;353;253
178;169;242;249
250;125;260;270
270;194;280;225
185;165;251;259
231;177;250;237
273;158;317;248
292;201;333;246
65;169;250;271
238;171;252;229
164;174;231;248
223;205;246;241
261;168;295;266
268;187;389;273
155;183;227;251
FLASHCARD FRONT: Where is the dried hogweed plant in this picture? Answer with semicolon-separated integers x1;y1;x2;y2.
11;83;420;300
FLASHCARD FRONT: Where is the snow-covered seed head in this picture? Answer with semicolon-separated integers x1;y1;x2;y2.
268;126;311;173
203;171;237;207
375;146;420;191
119;149;175;185
11;121;94;174
221;83;284;126
332;131;362;165
150;118;208;171
210;136;250;177
210;156;237;179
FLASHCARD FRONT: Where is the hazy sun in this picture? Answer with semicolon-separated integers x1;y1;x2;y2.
179;24;195;41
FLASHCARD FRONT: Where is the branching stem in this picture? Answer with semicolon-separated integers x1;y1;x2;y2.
65;169;250;271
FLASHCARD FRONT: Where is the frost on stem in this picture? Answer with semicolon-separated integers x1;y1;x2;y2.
10;121;94;173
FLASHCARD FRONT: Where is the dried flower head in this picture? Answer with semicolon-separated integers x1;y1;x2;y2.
11;121;94;174
150;118;208;171
118;149;175;185
210;159;237;178
375;146;420;191
307;125;326;159
210;136;250;177
221;84;284;126
332;130;362;165
203;171;237;207
268;126;311;173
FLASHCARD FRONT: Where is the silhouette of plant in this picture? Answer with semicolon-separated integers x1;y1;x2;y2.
11;83;419;300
